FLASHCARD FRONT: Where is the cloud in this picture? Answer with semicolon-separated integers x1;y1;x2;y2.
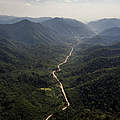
25;3;32;6
24;0;118;2
64;0;73;3
13;0;120;4
0;0;120;22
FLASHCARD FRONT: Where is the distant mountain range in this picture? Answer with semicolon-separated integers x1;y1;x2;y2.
0;19;56;45
1;15;120;119
0;16;120;46
1;15;120;35
85;27;120;45
0;15;52;24
88;18;120;33
0;16;96;69
0;16;95;45
42;17;94;43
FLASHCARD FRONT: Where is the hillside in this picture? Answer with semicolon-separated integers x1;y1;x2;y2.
0;15;52;24
84;27;120;46
0;20;70;119
42;17;95;44
52;43;120;119
0;20;58;45
88;18;120;33
1;16;120;120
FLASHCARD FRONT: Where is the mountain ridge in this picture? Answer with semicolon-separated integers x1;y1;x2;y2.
88;18;120;33
0;19;57;45
0;15;52;24
42;17;95;44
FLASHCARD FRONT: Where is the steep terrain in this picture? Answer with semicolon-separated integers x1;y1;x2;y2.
88;18;120;33
51;43;120;119
0;17;120;120
42;17;95;44
0;20;71;120
0;15;52;24
84;27;120;46
0;20;57;45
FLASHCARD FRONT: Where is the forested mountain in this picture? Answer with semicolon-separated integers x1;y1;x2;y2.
0;20;58;45
0;38;30;65
53;43;120;119
0;36;69;119
0;19;71;120
88;18;120;33
42;17;95;43
0;15;18;24
0;15;52;24
0;16;120;120
0;18;94;45
84;27;120;46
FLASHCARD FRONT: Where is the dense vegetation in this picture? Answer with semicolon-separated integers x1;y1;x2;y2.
85;27;120;46
88;18;120;33
53;43;120;119
0;33;69;119
0;17;120;120
0;42;69;120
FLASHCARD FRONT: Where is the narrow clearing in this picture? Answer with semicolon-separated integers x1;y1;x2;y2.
45;47;74;120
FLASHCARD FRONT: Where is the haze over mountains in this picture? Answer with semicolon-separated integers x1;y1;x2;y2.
0;20;57;45
0;16;95;45
88;18;120;33
0;15;120;120
84;27;120;46
0;15;52;24
1;15;120;45
42;17;94;42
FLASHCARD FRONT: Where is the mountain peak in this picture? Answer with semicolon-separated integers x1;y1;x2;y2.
52;17;64;21
15;19;33;25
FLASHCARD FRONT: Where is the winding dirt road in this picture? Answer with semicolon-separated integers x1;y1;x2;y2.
45;47;74;120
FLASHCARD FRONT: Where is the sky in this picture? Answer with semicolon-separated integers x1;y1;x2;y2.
0;0;120;22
